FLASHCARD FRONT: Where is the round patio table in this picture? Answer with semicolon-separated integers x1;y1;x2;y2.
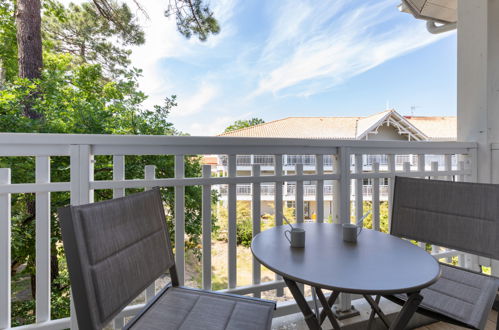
251;223;441;330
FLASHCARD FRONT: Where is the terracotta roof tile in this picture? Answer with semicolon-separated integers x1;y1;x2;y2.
218;110;456;140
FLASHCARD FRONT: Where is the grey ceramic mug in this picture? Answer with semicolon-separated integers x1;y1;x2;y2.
285;228;305;248
342;223;362;243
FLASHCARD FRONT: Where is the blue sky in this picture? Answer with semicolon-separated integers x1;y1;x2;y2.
67;0;457;135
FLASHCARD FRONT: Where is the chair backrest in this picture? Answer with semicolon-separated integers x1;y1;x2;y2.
59;189;175;330
391;176;499;259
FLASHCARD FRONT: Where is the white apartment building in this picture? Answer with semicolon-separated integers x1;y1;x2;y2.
212;109;457;219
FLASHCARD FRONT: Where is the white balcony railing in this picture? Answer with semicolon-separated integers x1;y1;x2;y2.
0;133;478;329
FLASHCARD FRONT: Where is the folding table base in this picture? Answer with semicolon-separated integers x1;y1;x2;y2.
283;277;423;330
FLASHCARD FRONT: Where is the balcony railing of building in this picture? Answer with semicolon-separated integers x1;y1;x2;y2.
219;153;457;169
219;183;389;199
0;133;479;330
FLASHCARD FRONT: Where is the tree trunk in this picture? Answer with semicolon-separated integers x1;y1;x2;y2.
15;0;43;119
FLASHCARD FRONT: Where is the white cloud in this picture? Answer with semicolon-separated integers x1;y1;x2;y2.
170;83;219;117
188;115;234;136
253;0;450;97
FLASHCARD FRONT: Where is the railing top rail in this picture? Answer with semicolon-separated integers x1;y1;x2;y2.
0;133;477;150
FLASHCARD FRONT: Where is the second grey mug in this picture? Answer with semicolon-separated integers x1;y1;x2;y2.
285;228;305;248
342;223;362;243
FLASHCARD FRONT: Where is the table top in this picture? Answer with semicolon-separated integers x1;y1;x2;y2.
251;223;441;294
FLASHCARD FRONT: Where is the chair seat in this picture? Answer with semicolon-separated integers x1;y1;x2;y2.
127;286;275;330
392;264;498;329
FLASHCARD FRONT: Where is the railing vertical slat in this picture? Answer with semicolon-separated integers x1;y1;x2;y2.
0;169;11;329
113;155;125;198
355;154;363;224
252;165;261;298
338;148;350;224
144;165;156;299
417;154;425;248
69;146;80;330
79;145;93;204
387;154;395;230
372;162;380;231
202;165;212;290
175;155;185;286
274;155;284;296
316;155;324;223
228;155;237;289
457;161;465;182
296;164;304;223
36;156;51;323
445;154;453;181
430;161;439;254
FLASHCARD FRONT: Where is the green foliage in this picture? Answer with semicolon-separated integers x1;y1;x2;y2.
0;0;17;82
224;118;265;133
43;1;145;78
353;201;390;233
216;202;296;247
166;0;220;41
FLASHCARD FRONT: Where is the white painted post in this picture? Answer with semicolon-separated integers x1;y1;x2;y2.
274;155;284;296
113;155;125;198
338;148;350;225
445;154;453;181
36;157;51;323
175;155;185;286
296;164;304;223
316;155;324;223
144;165;156;300
228;155;237;289
332;154;340;224
0;169;11;329
252;165;261;298
69;146;80;330
79;145;93;204
417;155;426;249
338;149;353;314
457;0;499;185
202;165;212;290
387;154;395;231
354;154;363;224
372;162;380;231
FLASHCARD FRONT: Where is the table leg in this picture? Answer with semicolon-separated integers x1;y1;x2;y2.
319;290;339;324
364;294;390;328
312;287;320;320
389;291;423;330
284;278;322;330
315;288;341;330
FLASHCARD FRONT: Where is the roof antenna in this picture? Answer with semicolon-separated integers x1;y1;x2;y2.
386;100;390;110
410;105;421;116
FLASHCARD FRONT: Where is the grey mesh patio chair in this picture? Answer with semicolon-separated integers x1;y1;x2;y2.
58;189;275;330
386;176;499;330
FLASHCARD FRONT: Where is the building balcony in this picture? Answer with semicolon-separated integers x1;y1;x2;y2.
0;133;485;329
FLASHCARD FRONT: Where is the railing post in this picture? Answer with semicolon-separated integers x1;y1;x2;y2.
0;169;11;329
202;165;212;290
228;155;237;289
175;155;185;286
316;155;324;223
274;155;284;296
36;157;51;323
334;148;359;319
144;166;156;300
113;155;125;198
296;164;304;222
252;165;261;298
372;162;380;231
337;147;350;224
